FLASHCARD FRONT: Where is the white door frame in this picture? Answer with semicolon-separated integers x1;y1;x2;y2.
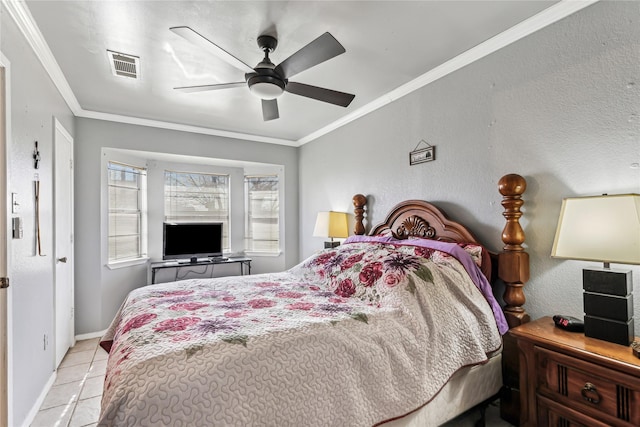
53;118;74;367
0;52;13;427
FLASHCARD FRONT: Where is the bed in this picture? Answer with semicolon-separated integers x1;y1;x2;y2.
98;174;530;426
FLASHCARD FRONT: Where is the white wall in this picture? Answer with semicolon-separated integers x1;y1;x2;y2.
74;118;299;334
299;2;640;331
1;5;75;425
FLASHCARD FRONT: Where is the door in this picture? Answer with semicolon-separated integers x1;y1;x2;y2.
54;119;74;367
0;61;9;427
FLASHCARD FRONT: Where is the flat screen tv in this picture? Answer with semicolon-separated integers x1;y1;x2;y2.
163;222;224;260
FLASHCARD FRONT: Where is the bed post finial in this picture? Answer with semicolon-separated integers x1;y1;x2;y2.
352;194;367;235
498;174;530;327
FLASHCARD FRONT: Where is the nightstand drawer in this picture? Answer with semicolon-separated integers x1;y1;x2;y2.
538;395;611;427
536;347;640;425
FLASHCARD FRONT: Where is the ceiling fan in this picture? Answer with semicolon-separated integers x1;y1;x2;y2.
170;26;355;121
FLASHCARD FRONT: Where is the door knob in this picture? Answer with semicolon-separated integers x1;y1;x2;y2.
57;257;67;263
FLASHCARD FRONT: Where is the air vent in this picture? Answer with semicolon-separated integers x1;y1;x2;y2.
107;50;140;79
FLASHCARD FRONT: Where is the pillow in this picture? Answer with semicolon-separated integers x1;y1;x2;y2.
457;243;492;282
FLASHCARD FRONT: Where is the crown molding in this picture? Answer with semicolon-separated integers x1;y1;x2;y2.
2;0;82;114
77;110;298;146
5;0;598;148
297;0;600;145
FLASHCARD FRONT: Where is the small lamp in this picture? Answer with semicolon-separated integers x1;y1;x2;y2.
551;194;640;345
313;211;348;249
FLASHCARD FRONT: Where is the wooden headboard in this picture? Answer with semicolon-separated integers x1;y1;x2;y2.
360;199;482;244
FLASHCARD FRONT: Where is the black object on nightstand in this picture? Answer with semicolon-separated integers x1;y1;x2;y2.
583;268;634;345
552;314;584;332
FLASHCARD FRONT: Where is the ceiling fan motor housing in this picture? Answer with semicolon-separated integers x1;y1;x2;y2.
246;53;287;99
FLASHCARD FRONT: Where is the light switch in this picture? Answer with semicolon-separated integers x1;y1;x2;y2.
11;193;19;213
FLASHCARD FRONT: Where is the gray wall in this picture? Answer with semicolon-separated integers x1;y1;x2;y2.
74;118;299;334
1;5;75;425
299;1;640;331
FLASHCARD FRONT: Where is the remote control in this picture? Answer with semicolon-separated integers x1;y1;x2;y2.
552;315;584;332
632;340;640;359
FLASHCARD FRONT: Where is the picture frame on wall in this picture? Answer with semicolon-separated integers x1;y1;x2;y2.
409;144;435;165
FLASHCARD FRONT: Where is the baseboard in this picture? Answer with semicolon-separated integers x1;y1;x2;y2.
75;328;107;341
21;371;56;427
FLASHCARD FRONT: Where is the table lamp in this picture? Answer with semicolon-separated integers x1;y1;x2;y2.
313;211;348;249
551;194;640;345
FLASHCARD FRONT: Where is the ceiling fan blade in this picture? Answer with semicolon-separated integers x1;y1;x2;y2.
285;82;355;107
262;99;279;121
174;82;246;93
275;32;345;80
170;26;254;74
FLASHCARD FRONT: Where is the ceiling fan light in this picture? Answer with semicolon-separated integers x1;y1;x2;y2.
249;82;284;100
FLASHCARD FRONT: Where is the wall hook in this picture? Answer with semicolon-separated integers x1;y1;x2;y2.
33;141;40;169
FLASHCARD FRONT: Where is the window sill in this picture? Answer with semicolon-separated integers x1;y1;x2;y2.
106;257;150;270
244;251;282;258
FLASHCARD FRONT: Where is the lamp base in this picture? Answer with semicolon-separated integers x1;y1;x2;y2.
324;241;340;249
582;267;634;346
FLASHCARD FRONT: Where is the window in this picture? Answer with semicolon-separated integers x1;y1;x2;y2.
245;175;279;253
108;162;147;263
164;171;230;250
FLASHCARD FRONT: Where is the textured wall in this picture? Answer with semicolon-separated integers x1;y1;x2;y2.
299;2;640;330
1;6;75;425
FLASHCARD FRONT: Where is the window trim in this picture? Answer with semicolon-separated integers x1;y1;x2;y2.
106;256;150;270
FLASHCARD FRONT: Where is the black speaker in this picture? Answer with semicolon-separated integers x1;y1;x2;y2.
583;292;633;322
582;268;634;346
583;268;632;296
584;315;634;346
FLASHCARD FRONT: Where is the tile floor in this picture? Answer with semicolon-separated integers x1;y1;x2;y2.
31;338;107;427
32;338;514;427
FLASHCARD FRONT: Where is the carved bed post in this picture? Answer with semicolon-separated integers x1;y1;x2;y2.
498;174;530;328
353;194;367;235
498;174;529;426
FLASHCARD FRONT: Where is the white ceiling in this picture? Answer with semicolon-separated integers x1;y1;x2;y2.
17;1;594;145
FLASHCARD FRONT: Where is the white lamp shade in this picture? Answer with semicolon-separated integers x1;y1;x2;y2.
313;211;349;239
551;194;640;265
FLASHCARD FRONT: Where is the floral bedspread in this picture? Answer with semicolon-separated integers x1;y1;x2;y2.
99;241;503;426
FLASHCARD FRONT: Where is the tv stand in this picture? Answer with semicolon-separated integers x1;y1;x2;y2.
150;256;251;284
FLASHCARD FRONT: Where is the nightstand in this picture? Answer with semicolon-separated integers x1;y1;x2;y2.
510;316;640;426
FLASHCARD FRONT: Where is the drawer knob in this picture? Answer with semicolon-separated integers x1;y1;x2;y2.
581;382;601;404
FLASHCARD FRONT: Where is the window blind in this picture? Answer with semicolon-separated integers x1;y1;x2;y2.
245;175;279;252
164;170;230;250
108;162;147;262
